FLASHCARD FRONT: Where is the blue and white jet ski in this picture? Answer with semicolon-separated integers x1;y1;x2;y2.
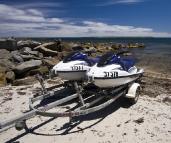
52;51;100;81
87;52;144;88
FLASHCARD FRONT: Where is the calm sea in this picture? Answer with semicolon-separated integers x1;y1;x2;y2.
29;37;171;56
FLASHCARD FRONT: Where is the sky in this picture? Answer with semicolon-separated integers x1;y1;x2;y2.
0;0;171;37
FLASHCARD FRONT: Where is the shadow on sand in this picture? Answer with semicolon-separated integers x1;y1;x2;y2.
5;89;133;143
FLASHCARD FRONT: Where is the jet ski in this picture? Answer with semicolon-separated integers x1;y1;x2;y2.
87;52;144;88
52;51;101;81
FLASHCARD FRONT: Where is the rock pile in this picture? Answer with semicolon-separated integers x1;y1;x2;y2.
0;37;145;86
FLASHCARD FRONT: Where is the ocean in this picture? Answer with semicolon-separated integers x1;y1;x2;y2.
29;37;171;78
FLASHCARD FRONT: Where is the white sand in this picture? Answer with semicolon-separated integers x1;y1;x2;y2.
0;81;171;143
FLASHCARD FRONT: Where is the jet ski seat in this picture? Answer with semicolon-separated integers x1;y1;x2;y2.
122;59;135;71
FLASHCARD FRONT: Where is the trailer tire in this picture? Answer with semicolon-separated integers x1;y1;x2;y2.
129;86;140;104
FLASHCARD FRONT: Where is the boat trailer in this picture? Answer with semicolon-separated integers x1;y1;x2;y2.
0;74;142;133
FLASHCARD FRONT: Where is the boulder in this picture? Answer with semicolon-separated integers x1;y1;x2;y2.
85;47;97;53
123;52;132;56
9;50;20;59
99;49;110;54
72;46;84;51
0;66;6;73
139;43;146;47
19;47;32;54
19;47;39;56
20;55;40;61
5;71;15;82
17;40;41;49
0;38;17;51
10;54;24;63
34;42;57;51
111;44;120;49
12;76;38;86
57;43;73;52
34;46;58;56
58;51;69;59
27;50;39;56
38;53;43;59
42;59;59;69
0;73;7;86
29;66;49;75
126;42;139;48
0;49;10;59
13;60;42;74
0;59;15;72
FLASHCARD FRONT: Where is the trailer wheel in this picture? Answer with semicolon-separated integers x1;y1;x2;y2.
129;86;140;104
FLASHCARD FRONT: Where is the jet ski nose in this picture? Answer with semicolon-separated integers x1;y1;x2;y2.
51;69;57;75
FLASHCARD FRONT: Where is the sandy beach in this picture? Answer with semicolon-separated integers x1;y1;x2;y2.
0;75;171;143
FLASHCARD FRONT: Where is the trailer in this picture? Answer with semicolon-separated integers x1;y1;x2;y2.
0;74;142;133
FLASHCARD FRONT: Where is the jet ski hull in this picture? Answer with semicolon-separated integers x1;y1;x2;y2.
87;63;144;88
91;73;142;88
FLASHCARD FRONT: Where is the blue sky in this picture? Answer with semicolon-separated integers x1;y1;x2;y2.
0;0;171;37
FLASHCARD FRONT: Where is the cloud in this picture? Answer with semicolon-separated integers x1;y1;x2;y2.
26;9;43;16
0;4;171;37
95;0;144;6
0;4;63;23
8;2;63;9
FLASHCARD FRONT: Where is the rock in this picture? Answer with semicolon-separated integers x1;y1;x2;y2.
134;117;144;124
0;73;7;86
9;50;20;59
5;71;15;82
19;47;32;54
0;59;15;72
139;43;146;47
10;54;24;63
0;66;6;73
20;55;40;61
0;49;11;59
38;53;44;59
34;46;58;56
111;44;120;49
99;49;110;54
27;50;39;56
34;42;57;51
126;42;139;48
29;66;49;75
58;51;69;59
118;44;125;48
57;43;73;52
85;47;97;53
12;76;38;86
17;40;41;49
123;52;132;56
162;96;171;103
42;59;59;69
54;39;62;46
72;44;84;51
19;47;39;56
0;38;17;51
13;60;42;74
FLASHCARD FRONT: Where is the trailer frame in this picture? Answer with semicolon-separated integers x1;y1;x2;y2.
0;74;141;133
